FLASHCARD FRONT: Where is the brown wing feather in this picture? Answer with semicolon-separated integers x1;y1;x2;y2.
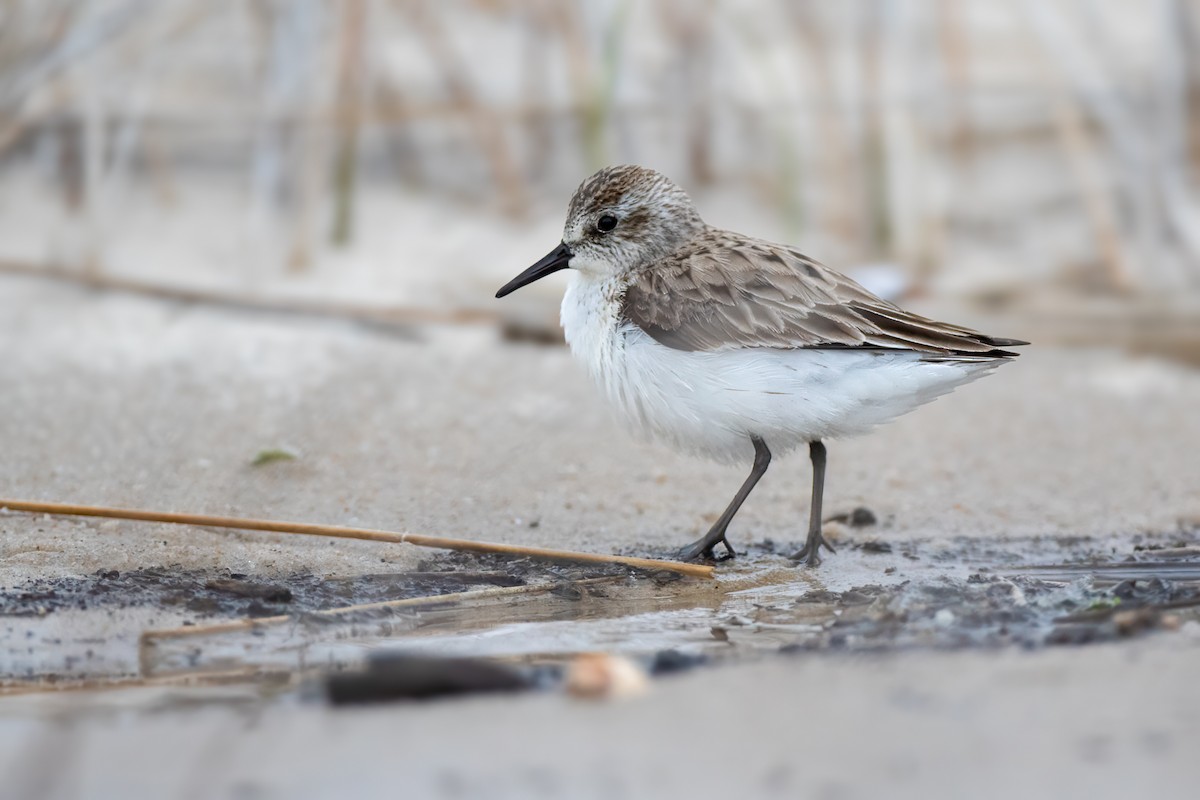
621;229;1026;358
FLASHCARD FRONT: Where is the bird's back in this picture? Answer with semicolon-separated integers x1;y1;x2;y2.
621;226;1025;360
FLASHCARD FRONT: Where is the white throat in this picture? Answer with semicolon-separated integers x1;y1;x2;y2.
559;269;627;392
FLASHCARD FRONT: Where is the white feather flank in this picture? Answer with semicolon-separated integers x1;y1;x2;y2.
562;271;1004;464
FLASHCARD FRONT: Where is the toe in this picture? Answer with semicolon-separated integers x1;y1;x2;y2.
676;543;714;562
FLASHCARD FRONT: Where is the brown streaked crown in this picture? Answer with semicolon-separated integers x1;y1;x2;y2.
563;165;705;271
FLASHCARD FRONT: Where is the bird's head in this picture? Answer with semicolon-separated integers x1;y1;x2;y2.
496;165;704;298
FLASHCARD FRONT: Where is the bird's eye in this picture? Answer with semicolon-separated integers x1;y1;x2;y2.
596;214;618;233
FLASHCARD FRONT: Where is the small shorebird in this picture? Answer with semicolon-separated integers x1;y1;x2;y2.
497;165;1025;566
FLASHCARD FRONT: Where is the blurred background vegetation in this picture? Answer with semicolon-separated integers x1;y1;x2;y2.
1;0;1198;355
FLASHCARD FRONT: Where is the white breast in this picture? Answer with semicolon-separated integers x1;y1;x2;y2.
561;271;1002;464
559;271;624;390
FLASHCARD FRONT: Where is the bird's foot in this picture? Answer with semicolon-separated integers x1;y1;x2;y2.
790;533;836;568
676;533;736;562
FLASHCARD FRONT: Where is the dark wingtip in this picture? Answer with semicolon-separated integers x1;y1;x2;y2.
983;337;1030;347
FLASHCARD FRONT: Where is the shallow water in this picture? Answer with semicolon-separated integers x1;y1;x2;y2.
4;527;1196;694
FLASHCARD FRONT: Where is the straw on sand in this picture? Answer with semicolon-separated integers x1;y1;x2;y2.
0;499;715;579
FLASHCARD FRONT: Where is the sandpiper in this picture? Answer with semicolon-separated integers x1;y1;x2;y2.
497;165;1025;566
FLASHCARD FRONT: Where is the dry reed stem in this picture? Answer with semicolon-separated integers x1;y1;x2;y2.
0;667;291;698
0;259;499;328
399;0;527;214
139;577;619;644
1018;2;1135;292
0;499;716;579
137;578;622;678
330;0;366;245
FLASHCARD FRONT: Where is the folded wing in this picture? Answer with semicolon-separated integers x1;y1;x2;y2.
621;229;1026;359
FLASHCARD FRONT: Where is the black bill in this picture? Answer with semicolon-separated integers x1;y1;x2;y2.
495;242;573;298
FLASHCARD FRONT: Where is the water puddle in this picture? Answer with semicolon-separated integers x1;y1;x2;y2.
2;529;1198;697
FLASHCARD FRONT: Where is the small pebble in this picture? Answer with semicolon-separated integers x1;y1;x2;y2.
848;507;878;527
565;654;648;700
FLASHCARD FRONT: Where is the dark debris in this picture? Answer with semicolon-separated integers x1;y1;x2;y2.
0;550;643;620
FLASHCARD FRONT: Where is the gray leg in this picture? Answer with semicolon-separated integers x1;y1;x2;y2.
677;436;771;561
791;440;836;567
